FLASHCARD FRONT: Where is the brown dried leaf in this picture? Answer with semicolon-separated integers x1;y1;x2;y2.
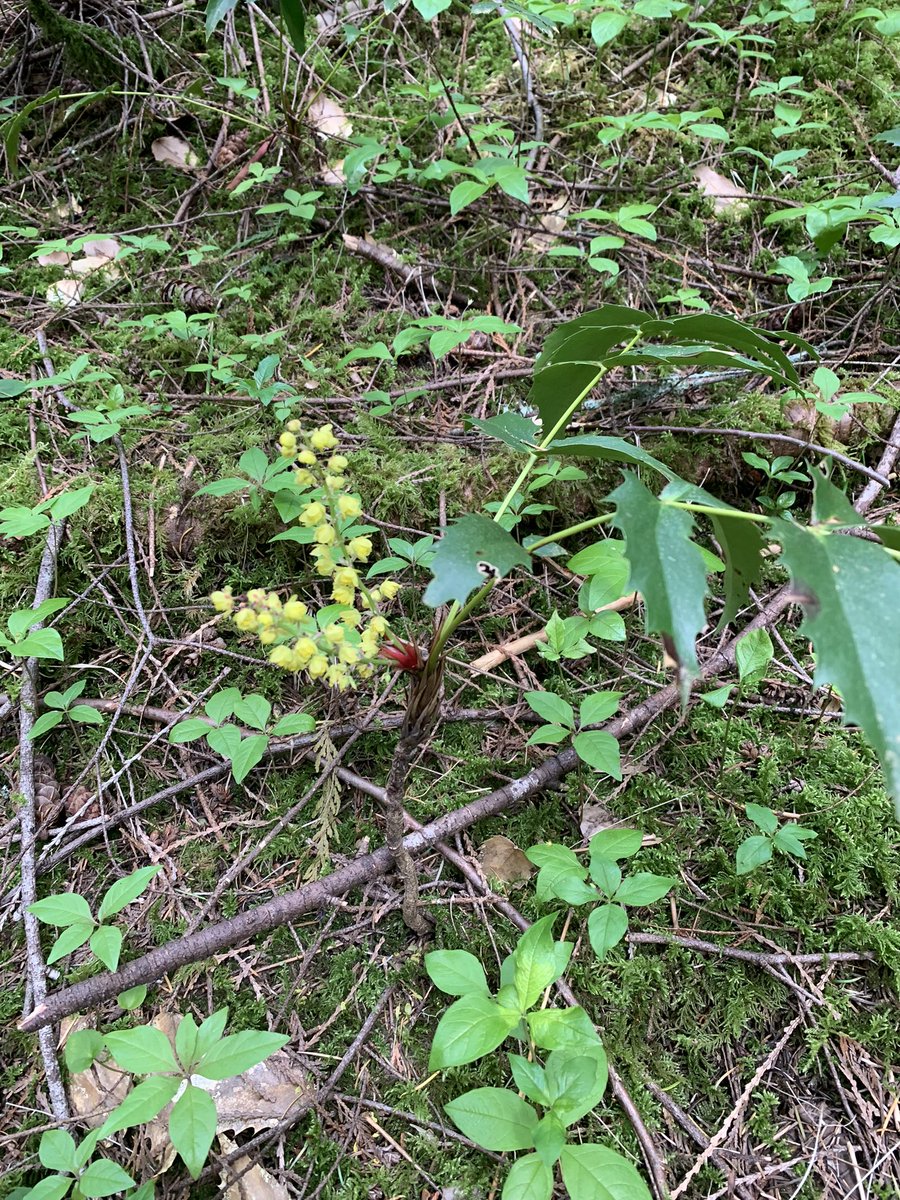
151;136;199;172
37;250;71;267
219;1134;291;1200
61;1016;131;1126
307;95;352;139
478;835;534;883
46;278;84;308
693;165;748;215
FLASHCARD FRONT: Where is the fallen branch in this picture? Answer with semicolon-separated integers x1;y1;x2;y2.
20;586;790;1033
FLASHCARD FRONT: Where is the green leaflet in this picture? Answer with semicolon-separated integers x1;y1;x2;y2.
425;513;532;607
611;473;709;696
660;479;765;627
779;523;900;813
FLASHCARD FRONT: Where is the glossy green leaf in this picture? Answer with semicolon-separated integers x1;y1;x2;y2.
10;628;64;661
572;730;622;779
228;733;269;782
206;722;242;760
18;1177;73;1200
546;1047;608;1124
501;1152;553;1200
614;872;674;906
525;691;575;729
64;1028;104;1072
195;1030;289;1080
424;513;532;606
117;984;148;1010
514;914;567;1010
736;835;773;874
590;858;621;897
79;1158;136;1197
98;1075;181;1137
429;994;520;1069
587;903;629;959
527;1006;601;1052
611;472;709;697
444;1088;538;1151
425;950;490;997
28;711;64;739
170;1084;217;1179
589;828;643;862
98;865;161;922
591;10;628;45
508;1054;551;1106
195;1008;230;1058
39;1129;77;1173
67;703;104;725
547;435;675;480
105;1026;180;1075
90;924;122;971
450;180;489;215
204;687;242;725
778;523;900;812
560;1143;652;1200
28;892;93;926
279;0;306;52
533;1111;566;1166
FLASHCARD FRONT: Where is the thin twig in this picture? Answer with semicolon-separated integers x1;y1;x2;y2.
625;931;874;967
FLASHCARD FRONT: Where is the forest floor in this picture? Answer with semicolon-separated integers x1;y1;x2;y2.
1;0;900;1197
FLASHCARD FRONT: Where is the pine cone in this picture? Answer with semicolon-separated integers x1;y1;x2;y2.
32;752;63;835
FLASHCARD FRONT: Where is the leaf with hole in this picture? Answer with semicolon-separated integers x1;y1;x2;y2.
424;513;532;607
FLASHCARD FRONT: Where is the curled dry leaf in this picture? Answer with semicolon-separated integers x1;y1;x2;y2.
478;834;534;883
320;160;346;186
308;94;353;140
37;250;71;267
693;165;748;215
219;1134;290;1200
151;136;200;172
61;1016;131;1127
69;254;117;277
84;237;121;260
46;278;84;307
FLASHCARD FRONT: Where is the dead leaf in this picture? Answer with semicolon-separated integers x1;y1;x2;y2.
189;1051;311;1134
579;801;617;841
69;254;116;276
61;1016;130;1126
46;278;84;307
84;237;121;260
219;1134;290;1200
151;136;199;172
478;835;534;883
320;160;346;186
308;94;352;139
693;165;748;215
37;250;71;267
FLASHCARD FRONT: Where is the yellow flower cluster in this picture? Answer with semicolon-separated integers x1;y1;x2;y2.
211;425;402;689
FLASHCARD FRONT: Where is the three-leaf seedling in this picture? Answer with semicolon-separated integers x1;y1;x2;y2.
525;689;623;780
28;866;161;972
168;686;314;783
736;803;817;874
30;679;105;740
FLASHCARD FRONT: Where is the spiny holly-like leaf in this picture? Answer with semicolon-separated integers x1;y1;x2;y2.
779;523;900;812
809;467;860;527
424;514;532;607
530;306;649;438
611;473;709;697
661;479;765;627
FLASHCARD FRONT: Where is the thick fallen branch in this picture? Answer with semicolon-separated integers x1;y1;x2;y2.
20;587;790;1033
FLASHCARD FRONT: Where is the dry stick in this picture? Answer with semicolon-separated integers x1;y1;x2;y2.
670;1013;805;1199
17;519;70;1121
19;587;790;1034
470;594;636;673
624;932;874;967
337;770;671;1200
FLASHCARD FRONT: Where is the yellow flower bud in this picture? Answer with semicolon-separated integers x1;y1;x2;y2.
357;664;373;679
337;494;362;519
348;536;373;561
286;419;303;433
380;580;400;600
259;628;277;645
294;469;315;488
299;501;327;527
278;432;297;457
315;554;336;577
234;608;258;632
328;455;349;472
283;599;308;621
266;592;282;612
269;644;295;668
307;653;329;678
369;588;382;604
324;474;347;491
323;623;345;646
369;615;388;635
315;523;337;545
339;644;359;665
297;448;317;466
333;566;359;590
339;609;361;626
309;424;338;451
211;588;233;613
326;664;350;690
294;636;318;664
257;612;274;629
247;588;267;606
